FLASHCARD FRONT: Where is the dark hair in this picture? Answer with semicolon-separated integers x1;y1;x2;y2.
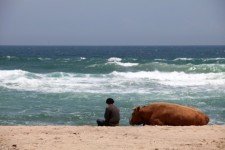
106;98;114;104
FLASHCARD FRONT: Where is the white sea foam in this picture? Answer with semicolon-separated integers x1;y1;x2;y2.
204;58;225;61
174;58;194;61
107;57;138;67
6;56;12;59
4;56;17;60
80;57;86;60
197;102;207;106
154;59;167;61
112;71;225;86
108;57;122;62
110;62;139;67
0;70;224;93
174;57;225;62
38;57;52;61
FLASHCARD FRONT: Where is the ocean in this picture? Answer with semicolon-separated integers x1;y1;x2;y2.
0;46;225;126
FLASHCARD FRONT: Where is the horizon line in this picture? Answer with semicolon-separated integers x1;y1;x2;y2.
0;44;225;47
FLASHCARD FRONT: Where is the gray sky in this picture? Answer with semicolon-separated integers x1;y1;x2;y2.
0;0;225;45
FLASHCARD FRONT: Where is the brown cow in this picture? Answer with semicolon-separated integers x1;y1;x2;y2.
129;102;209;126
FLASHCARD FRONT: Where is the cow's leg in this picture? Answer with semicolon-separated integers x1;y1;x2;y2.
151;119;164;125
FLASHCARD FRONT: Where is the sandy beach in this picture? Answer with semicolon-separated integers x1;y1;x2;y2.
0;126;225;150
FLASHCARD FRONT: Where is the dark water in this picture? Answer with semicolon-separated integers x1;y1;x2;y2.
0;46;225;125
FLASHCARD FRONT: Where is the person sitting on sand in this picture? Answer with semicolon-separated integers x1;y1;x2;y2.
97;98;120;126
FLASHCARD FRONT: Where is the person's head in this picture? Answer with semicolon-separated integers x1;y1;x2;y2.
106;98;114;105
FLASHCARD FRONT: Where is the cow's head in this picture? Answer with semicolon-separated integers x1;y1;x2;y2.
129;106;143;125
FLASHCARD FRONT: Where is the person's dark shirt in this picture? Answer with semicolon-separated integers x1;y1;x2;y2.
104;104;120;125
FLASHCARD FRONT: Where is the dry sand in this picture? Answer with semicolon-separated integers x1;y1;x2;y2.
0;125;225;150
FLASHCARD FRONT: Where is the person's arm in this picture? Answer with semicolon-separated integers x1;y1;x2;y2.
104;107;110;123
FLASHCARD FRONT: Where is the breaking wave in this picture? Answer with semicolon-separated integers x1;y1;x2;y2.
1;69;224;93
107;57;139;67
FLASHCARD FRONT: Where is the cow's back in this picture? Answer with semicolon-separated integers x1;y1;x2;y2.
140;102;209;126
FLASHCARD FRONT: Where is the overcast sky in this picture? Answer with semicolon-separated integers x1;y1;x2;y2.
0;0;225;45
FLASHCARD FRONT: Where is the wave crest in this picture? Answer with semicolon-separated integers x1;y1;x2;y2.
0;70;224;93
107;57;138;67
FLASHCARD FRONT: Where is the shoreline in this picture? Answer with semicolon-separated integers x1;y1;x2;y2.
1;125;225;150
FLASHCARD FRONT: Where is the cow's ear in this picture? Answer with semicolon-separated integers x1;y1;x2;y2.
137;106;140;112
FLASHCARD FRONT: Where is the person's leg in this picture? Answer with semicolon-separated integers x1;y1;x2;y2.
96;119;106;126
